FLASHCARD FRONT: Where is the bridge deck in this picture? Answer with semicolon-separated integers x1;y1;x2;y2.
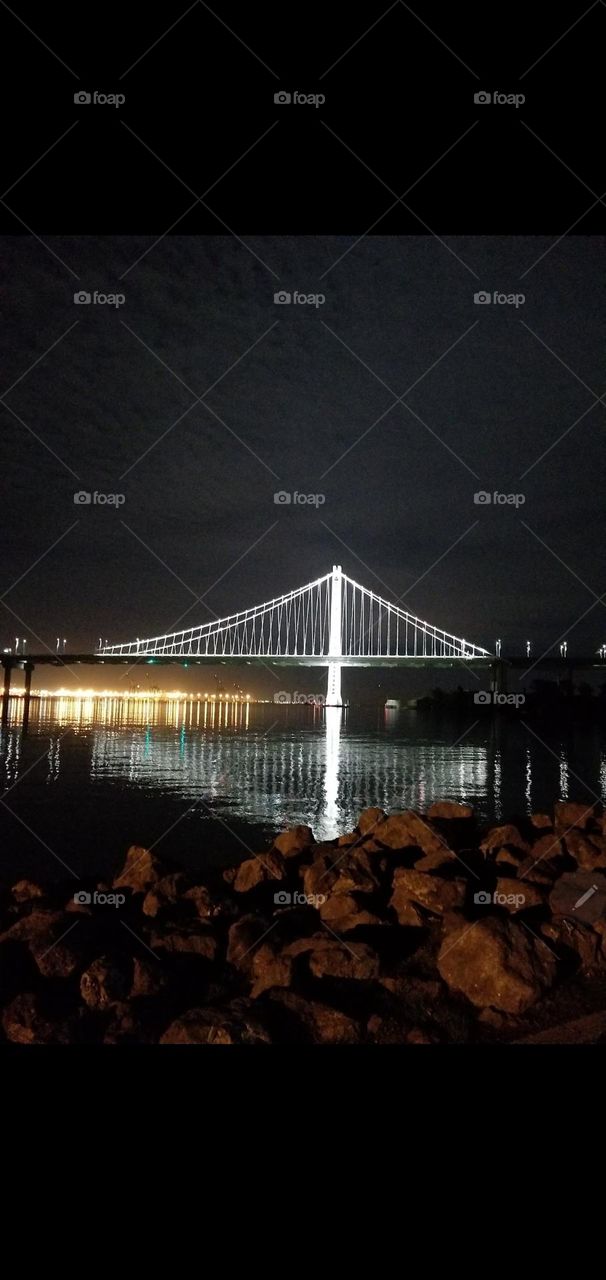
3;654;605;670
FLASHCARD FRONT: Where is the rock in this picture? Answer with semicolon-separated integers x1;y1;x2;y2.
103;1002;153;1045
222;866;238;885
377;811;449;861
366;1012;410;1043
319;893;384;933
531;813;552;830
554;801;598;837
330;849;380;896
273;825;314;858
413;847;459;872
249;944;293;998
357;807;386;837
2;910;85;979
150;926;217;960
564;830;606;871
267;989;361;1044
160;1003;273;1044
227;915;271;973
517;836;564;884
302;853;338;899
480;824;529;857
337;833;358;847
284;934;379;981
389;896;425;926
80;955;131;1010
494;878;544;913
11;879;46;903
183;884;218;918
549;871;606;926
113;845;167;894
142;872;189;917
495;846;526;868
541;919;603;972
233;850;286;892
390;868;466;920
427;801;473;820
437;916;557;1014
2;993;76;1044
130;956;167;998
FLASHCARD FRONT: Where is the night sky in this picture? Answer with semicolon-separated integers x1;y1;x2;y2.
1;233;603;693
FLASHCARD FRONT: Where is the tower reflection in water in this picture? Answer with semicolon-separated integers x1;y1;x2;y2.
5;697;604;843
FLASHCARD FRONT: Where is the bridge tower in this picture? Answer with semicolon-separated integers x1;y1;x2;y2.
326;564;343;706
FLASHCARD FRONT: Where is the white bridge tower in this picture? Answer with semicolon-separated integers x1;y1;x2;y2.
326;564;343;707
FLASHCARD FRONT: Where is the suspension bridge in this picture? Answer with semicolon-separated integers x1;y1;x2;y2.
95;565;493;707
4;565;604;728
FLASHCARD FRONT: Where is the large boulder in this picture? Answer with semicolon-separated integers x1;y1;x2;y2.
376;811;450;862
437;916;557;1014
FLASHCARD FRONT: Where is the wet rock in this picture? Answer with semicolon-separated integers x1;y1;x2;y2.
357;807;386;837
437;915;557;1014
2;992;77;1045
113;845;167;894
494;878;544;913
267;988;361;1044
80;955;132;1010
427;801;473;820
284;934;379;981
160;1002;273;1044
390;868;466;919
150;926;217;960
233;850;287;892
250;944;293;998
554;801;599;837
480;824;529;858
273;824;315;859
563;830;606;871
142;872;189;918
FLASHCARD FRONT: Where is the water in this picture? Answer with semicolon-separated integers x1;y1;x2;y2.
1;697;605;884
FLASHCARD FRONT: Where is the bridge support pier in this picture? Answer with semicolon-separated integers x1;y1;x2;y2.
22;662;34;732
1;660;12;727
325;565;344;706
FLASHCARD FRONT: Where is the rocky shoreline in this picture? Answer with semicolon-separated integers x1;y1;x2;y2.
2;800;606;1044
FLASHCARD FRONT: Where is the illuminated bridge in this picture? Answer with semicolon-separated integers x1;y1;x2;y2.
97;565;492;706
